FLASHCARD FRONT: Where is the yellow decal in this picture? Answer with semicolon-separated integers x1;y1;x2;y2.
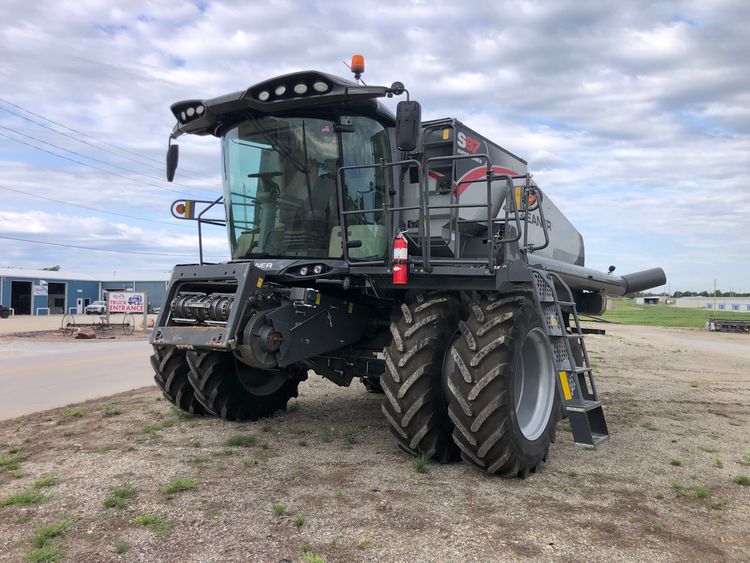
185;200;192;218
256;277;264;288
442;128;450;141
514;187;522;210
348;302;354;314
315;293;321;305
549;315;558;327
559;371;572;401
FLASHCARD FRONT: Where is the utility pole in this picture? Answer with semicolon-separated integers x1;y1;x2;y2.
713;278;717;312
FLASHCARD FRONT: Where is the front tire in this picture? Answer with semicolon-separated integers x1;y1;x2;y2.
447;293;558;478
151;346;207;415
381;293;461;463
186;351;305;421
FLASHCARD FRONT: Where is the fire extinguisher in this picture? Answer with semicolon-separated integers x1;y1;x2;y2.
393;231;408;285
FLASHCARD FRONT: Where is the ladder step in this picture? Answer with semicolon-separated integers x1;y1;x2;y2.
564;399;601;412
573;366;593;374
575;433;609;449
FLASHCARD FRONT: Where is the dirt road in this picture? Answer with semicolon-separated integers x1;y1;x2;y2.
0;325;748;561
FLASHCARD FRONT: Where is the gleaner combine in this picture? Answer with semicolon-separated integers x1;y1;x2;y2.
151;56;665;477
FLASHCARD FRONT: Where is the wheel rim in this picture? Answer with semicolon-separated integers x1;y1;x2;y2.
513;327;555;441
235;360;288;397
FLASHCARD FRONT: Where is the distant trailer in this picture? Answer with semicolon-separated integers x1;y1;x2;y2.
707;319;750;333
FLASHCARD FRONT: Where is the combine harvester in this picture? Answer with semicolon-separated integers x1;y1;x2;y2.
150;56;665;477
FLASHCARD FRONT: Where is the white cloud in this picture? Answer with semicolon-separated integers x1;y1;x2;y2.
0;0;747;291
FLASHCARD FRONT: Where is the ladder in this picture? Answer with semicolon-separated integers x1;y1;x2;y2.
530;269;609;448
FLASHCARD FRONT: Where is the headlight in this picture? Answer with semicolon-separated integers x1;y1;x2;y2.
293;83;308;95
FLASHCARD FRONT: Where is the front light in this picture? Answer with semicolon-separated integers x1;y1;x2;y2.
313;81;329;93
258;90;270;101
299;266;309;276
274;85;286;96
293;83;308;95
186;107;195;117
195;105;205;115
313;264;323;275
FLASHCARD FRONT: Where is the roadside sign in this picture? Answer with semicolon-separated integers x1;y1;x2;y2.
108;292;145;313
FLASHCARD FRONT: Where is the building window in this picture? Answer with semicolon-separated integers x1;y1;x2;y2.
732;304;739;311
706;303;712;309
718;304;725;310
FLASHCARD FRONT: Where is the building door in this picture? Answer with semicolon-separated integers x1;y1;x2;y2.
11;281;32;315
76;298;83;314
48;282;66;314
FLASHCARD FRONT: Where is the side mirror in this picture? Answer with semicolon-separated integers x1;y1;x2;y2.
395;100;421;152
166;143;179;182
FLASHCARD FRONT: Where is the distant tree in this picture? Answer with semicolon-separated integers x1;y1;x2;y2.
699;291;709;297
42;265;61;271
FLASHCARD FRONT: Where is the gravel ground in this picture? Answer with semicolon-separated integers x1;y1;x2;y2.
0;324;748;562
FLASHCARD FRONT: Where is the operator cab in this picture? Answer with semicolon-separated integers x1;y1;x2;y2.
223;114;390;262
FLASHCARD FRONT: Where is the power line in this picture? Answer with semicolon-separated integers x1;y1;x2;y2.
0;123;217;194
0;97;208;177
0;234;225;258
0;184;191;229
0;130;203;196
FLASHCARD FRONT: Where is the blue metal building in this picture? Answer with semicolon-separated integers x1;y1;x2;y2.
0;268;168;315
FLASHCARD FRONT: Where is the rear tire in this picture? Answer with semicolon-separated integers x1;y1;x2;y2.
447;293;558;478
381;293;461;463
151;346;207;415
186;351;305;421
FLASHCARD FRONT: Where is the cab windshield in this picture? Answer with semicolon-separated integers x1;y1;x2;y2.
222;116;390;261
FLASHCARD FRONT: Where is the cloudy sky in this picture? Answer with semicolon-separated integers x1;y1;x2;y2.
0;0;747;291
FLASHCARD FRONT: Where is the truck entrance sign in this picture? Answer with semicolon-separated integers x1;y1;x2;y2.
108;292;145;313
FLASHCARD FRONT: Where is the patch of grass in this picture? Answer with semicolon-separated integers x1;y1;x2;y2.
328;536;340;546
160;477;196;498
222;447;234;456
225;434;256;448
261;422;272;432
698;445;719;454
0;452;24;475
169;405;193;419
411;455;429;474
714;458;724;469
56;408;85;424
295;515;305;529
733;475;750;486
670;459;683;467
139;418;175;435
601;299;750;328
186;456;210;466
31;521;70;549
103;405;122;417
298;440;308;447
709;498;729;510
272;502;286;517
695;485;710;499
114;540;130;554
260;442;269;450
24;544;62;563
333;488;343;498
242;458;257;468
652;522;664;532
31;476;58;489
319;431;332;443
132;513;171;536
303;552;325;563
640;421;657;431
739;453;750;466
343;432;357;445
103;484;136;509
301;541;312;553
670;482;686;494
357;537;374;549
1;487;47;507
191;439;201;448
